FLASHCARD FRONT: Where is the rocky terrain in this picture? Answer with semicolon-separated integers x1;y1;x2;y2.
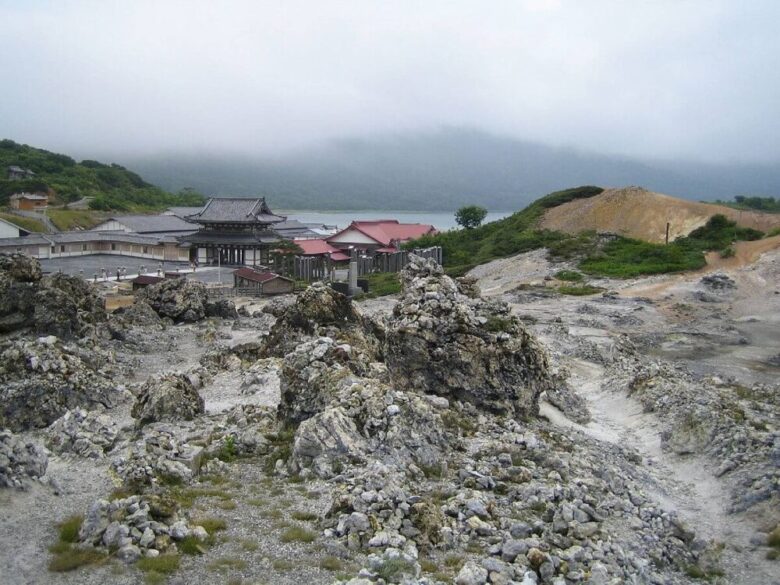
0;251;778;585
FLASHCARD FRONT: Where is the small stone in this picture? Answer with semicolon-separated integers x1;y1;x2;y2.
116;544;141;563
501;539;527;562
139;527;155;548
455;560;489;585
191;526;208;541
169;520;190;541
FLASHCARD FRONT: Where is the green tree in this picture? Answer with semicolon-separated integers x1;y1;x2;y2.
455;205;488;229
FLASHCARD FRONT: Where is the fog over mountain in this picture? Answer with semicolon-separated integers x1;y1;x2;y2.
127;128;780;211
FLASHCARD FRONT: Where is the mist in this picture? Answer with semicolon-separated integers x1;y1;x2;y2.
1;0;779;165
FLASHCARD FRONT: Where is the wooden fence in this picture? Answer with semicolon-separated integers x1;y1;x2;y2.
288;246;442;281
208;248;445;295
206;286;268;298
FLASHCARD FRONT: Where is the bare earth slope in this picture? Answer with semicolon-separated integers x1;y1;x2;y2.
539;186;780;242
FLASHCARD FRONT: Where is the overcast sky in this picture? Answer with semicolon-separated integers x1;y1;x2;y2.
0;0;778;163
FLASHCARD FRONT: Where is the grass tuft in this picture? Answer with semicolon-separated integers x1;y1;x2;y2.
48;548;107;572
137;554;180;574
193;517;227;534
57;515;83;543
319;556;344;571
207;557;248;572
280;525;317;543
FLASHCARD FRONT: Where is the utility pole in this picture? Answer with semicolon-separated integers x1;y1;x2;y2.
665;222;670;244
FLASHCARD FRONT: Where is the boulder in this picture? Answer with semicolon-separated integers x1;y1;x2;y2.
0;337;120;431
0;255;105;337
137;278;208;323
385;255;552;417
132;373;205;425
700;273;736;291
112;301;163;327
289;372;451;477
0;253;41;282
291;407;368;475
0;429;48;489
204;298;238;319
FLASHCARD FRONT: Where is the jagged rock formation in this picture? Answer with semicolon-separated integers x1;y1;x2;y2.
0;430;47;489
274;256;554;483
0;336;121;431
131;373;205;425
111;301;163;327
0;253;41;282
137;278;235;323
385;256;553;417
261;282;383;360
0;253;106;337
45;408;121;459
279;336;377;424
290;372;451;477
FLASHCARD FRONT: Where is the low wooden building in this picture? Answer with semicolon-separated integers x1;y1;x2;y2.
9;192;48;211
131;275;164;290
0;232;191;262
233;268;294;295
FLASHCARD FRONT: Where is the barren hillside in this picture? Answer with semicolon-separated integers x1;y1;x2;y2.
539;186;780;243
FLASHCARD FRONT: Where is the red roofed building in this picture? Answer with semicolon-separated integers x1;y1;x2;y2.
233;267;294;295
326;220;436;253
293;239;351;262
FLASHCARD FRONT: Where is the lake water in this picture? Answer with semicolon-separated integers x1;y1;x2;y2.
278;210;510;231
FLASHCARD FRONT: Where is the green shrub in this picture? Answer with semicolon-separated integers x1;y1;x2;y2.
484;316;513;332
768;525;780;548
57;515;83;544
720;246;735;258
579;237;705;277
291;511;318;522
407;186;603;269
376;557;419;581
554;270;584;282
362;272;402;298
218;435;237;462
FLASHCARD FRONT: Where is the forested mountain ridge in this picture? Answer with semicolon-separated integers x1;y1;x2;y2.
128;128;780;211
0;139;205;211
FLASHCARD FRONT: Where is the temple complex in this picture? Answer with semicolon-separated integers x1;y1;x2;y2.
179;197;286;266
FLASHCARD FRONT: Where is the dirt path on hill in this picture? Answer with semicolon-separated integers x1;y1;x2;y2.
541;358;778;585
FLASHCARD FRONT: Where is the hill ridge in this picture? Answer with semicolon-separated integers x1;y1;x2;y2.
539;186;780;243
